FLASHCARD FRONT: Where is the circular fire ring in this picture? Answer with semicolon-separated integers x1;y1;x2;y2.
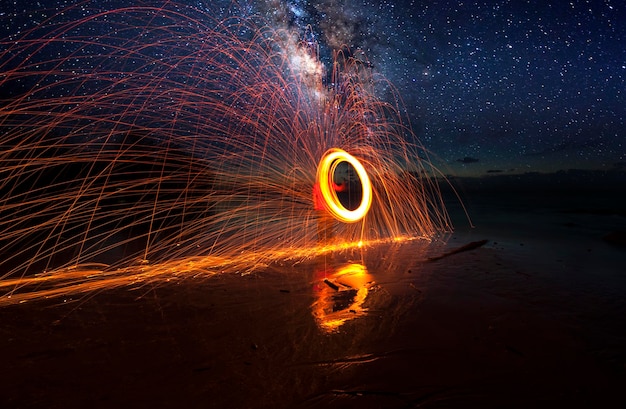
316;148;372;223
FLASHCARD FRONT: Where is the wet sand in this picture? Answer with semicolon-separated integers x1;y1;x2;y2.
1;187;625;408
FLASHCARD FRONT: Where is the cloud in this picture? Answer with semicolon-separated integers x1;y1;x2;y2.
456;156;480;164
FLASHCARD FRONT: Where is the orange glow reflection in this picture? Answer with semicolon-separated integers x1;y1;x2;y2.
312;263;373;332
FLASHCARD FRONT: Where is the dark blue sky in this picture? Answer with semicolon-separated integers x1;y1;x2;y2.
3;0;625;176
282;0;626;174
258;0;626;175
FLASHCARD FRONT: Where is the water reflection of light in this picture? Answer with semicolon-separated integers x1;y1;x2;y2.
312;263;373;333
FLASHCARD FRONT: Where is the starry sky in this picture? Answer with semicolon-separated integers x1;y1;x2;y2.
3;0;625;177
257;0;626;176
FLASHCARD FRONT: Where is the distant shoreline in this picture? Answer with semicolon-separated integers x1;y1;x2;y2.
440;168;626;194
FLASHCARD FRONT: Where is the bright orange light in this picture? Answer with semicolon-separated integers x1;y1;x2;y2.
316;148;372;223
312;263;372;332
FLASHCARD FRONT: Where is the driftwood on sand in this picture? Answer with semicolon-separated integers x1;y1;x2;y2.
426;239;489;262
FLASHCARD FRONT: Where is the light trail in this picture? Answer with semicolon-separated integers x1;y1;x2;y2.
0;2;453;304
316;148;372;223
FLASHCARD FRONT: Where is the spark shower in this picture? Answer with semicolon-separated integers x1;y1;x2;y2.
0;2;452;303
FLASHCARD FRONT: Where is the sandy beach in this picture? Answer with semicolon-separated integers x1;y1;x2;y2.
1;185;625;408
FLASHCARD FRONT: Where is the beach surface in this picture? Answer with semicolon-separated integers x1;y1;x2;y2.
1;186;625;408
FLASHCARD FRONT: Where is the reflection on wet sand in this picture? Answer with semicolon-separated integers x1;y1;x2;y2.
1;219;624;408
311;263;373;333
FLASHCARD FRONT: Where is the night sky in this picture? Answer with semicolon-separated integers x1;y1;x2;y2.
3;0;625;176
260;0;626;176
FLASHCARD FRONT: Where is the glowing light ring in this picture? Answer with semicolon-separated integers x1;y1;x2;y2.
316;149;372;223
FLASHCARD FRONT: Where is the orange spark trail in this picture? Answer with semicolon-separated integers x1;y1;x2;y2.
0;2;454;304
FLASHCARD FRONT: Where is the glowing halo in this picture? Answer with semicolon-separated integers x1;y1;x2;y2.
316;149;372;223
